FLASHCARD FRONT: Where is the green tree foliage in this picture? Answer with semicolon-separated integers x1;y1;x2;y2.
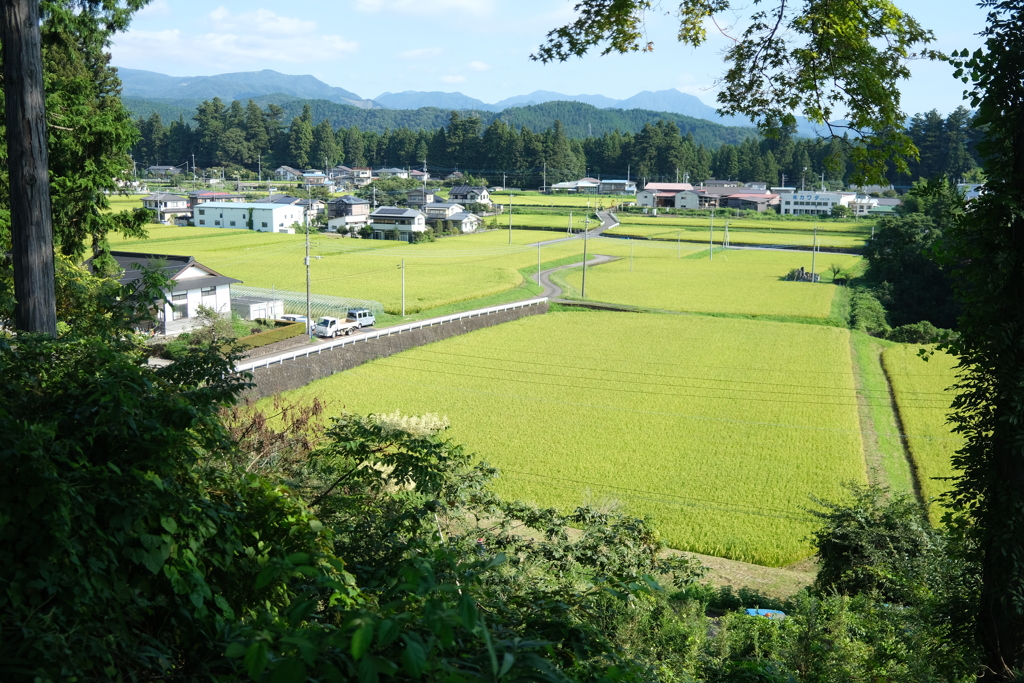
945;3;1024;676
0;2;151;260
862;195;960;328
534;0;939;183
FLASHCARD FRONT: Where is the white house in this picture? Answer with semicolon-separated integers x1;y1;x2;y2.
448;211;482;233
90;251;241;337
598;179;637;195
369;207;426;241
194;201;302;234
636;186;699;209
448;185;491;206
275;166;304;181
776;190;855;215
424;202;466;220
302;171;328;187
142;193;191;224
375;167;410;179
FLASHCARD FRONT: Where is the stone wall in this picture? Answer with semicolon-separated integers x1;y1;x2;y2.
242;301;548;399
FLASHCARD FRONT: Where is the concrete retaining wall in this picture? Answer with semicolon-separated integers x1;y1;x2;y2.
243;300;549;399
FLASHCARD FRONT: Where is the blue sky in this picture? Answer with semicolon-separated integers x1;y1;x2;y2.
111;0;988;115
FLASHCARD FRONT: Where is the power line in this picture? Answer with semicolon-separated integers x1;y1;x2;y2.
338;369;963;443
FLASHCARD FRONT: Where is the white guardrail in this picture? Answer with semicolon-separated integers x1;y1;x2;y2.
235;297;549;373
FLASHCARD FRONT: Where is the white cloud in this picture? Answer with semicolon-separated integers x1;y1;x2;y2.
468;60;489;71
136;0;171;17
401;47;443;59
112;8;357;72
356;0;494;17
441;75;466;84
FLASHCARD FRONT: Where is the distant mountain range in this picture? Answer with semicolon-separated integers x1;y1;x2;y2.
116;68;376;109
115;67;822;137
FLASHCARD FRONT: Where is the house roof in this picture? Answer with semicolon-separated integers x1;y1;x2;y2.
375;167;407;174
146;165;179;171
199;201;296;210
370;206;422;218
642;182;693;192
143;193;188;202
276;166;304;175
188;191;245;199
600;179;634;184
329;195;370;205
267;194;303;204
92;251;242;288
449;185;486;195
425;202;464;210
449;212;479;221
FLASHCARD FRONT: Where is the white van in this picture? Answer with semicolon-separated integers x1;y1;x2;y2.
346;309;376;328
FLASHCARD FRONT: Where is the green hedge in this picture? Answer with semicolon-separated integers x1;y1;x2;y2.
227;321;305;352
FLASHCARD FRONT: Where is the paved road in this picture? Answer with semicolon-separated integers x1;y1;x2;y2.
530;209;619;246
535;254;617;300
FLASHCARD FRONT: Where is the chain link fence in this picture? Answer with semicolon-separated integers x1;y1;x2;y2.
232;285;384;319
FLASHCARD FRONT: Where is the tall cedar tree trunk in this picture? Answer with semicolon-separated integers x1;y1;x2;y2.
1;0;56;335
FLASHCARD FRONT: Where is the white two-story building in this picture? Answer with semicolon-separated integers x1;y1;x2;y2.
776;189;855;216
194;201;303;234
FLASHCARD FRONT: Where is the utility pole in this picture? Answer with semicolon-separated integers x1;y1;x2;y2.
305;190;312;340
502;171;506;189
543;161;546;193
581;217;589;299
1;0;56;334
192;153;197;186
258;153;262;187
724;220;730;248
627;164;630;182
709;209;714;261
537;243;541;286
801;167;806;192
811;222;818;282
568;210;573;235
676;167;679;183
508;193;514;243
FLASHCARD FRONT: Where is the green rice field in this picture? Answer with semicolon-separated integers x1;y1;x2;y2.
882;346;962;522
109;224;594;314
272;311;866;566
561;243;861;319
608;215;872;250
606;223;868;249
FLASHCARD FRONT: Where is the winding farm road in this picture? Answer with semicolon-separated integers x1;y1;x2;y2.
535;255;617;300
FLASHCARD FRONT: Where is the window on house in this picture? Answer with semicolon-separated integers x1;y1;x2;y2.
199;220;205;225
229;221;236;226
262;222;268;228
201;286;216;297
199;209;205;215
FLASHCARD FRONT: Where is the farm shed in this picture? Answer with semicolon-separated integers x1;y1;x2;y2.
231;296;285;321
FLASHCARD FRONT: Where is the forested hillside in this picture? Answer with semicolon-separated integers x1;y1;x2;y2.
131;96;982;188
124;95;757;142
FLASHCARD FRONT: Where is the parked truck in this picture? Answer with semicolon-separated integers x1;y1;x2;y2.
314;316;359;338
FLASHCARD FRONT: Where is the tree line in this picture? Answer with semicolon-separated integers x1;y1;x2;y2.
132;98;983;190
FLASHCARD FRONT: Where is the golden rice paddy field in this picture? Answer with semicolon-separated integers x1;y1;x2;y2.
561;243;861;319
271;311;866;566
882;346;962;522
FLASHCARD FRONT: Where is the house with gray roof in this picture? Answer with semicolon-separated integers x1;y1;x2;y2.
141;192;191;224
327;195;371;233
424;202;465;220
448;185;490;206
369;206;426;241
87;251;241;337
